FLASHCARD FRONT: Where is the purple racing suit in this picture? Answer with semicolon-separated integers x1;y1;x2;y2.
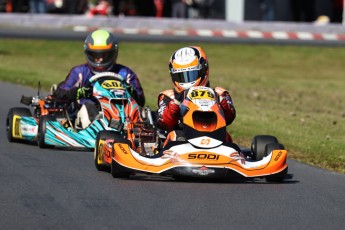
53;63;145;107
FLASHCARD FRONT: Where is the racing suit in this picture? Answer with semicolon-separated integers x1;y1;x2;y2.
157;87;236;143
53;63;145;129
54;63;145;106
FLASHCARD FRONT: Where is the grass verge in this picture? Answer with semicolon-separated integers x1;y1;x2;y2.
0;39;344;173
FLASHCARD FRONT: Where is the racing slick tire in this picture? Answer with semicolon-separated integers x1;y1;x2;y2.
37;115;56;148
94;131;118;172
6;107;32;142
264;143;288;182
251;135;278;161
109;133;132;179
111;160;131;179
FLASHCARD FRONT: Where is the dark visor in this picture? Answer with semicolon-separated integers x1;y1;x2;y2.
86;50;115;63
171;70;199;84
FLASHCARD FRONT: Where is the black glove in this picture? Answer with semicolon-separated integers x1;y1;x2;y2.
126;84;134;95
76;86;92;100
126;84;138;99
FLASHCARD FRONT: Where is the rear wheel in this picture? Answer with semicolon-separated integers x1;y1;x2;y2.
6;107;32;142
94;131;118;171
37;115;56;148
251;135;278;161
265;142;285;155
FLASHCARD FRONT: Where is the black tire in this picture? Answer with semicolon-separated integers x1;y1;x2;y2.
265;142;285;156
6;107;32;142
251;135;278;161
94;131;118;171
264;143;287;182
266;167;288;183
108;132;132;178
111;160;131;178
37;115;56;148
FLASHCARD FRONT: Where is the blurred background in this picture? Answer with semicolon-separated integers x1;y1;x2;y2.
0;0;343;24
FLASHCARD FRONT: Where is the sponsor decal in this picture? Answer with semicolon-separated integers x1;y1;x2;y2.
99;142;111;158
192;166;215;176
118;143;129;154
274;151;283;161
188;153;220;160
162;150;179;163
22;125;37;134
101;80;124;89
200;138;211;145
229;152;246;164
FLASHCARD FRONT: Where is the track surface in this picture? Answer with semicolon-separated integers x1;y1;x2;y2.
0;82;344;230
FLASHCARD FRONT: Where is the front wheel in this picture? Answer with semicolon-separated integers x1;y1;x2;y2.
6;107;32;142
110;132;132;178
37;115;56;148
266;167;288;183
265;143;287;182
111;159;131;179
94;131;118;171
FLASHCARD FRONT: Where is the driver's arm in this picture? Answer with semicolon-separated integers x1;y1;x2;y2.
215;87;236;125
53;67;84;101
157;91;180;132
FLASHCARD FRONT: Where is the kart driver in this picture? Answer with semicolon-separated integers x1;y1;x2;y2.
53;29;145;129
157;46;236;144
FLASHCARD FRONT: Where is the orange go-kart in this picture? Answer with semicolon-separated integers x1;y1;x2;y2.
94;86;288;182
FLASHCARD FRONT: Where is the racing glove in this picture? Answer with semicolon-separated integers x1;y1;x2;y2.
160;99;180;132
76;87;92;100
126;84;139;102
126;84;134;95
219;94;236;125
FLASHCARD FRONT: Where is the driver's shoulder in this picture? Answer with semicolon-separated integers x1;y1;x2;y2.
71;63;89;71
111;63;137;79
214;86;229;95
112;63;134;73
159;89;175;99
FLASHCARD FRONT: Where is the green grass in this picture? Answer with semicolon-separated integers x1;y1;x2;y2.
1;39;344;173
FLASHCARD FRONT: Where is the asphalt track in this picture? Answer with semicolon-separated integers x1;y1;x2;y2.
0;82;344;229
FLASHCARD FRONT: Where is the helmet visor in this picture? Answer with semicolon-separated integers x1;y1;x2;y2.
171;67;200;84
86;50;115;64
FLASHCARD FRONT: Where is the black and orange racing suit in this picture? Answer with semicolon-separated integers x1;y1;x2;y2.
157;87;236;144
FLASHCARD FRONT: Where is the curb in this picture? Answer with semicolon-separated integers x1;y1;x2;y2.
74;25;345;42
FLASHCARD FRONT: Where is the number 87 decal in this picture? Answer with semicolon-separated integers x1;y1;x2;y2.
190;90;214;99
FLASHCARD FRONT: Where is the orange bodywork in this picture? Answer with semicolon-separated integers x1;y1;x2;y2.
182;101;226;132
98;97;140;124
104;142;288;178
34;98;65;122
96;86;288;179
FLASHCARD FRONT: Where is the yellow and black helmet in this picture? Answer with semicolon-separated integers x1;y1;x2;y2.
84;30;118;72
